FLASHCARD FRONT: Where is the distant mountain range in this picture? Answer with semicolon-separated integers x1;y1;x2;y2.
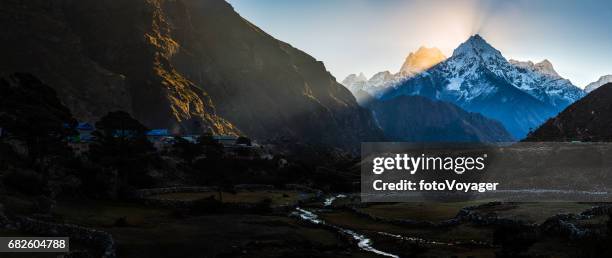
341;47;446;97
0;0;383;150
525;83;612;141
358;91;514;142
585;75;612;93
379;35;585;138
0;0;596;147
505;58;585;109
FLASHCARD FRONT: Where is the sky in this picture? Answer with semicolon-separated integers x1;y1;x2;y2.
227;0;612;88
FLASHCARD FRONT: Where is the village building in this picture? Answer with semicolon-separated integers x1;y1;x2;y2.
212;135;239;146
67;122;95;155
146;129;174;150
180;135;200;144
76;122;95;142
146;129;170;141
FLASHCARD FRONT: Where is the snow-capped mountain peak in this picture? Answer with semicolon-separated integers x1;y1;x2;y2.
399;46;446;76
509;59;560;78
341;72;367;85
358;72;367;81
381;34;585;138
534;59;559;77
341;73;369;93
506;58;584;107
342;47;445;96
443;34;511;82
585;75;612;93
452;34;504;62
443;35;583;109
368;71;394;85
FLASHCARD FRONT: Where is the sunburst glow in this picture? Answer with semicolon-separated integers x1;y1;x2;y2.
230;0;612;87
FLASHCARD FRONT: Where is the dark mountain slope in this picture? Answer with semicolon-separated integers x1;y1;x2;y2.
0;0;237;135
0;0;382;149
163;0;383;148
364;95;514;142
0;73;76;140
525;83;612;141
0;0;130;124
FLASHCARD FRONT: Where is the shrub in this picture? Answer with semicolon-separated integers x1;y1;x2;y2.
3;169;45;195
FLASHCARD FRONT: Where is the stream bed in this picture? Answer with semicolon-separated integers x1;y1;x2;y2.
292;194;499;257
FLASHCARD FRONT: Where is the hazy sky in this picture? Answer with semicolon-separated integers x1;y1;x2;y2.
228;0;612;87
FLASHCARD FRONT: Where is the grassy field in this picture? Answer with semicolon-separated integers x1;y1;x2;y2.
49;194;375;258
0;194;36;215
525;237;584;258
317;209;498;257
104;214;356;257
320;210;495;244
369;230;498;258
357;201;596;225
578;213;609;230
471;202;595;224
2;190;606;258
357;201;486;222
148;190;309;207
54;200;173;227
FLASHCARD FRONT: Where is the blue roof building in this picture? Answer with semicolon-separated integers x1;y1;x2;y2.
77;122;95;131
146;129;170;137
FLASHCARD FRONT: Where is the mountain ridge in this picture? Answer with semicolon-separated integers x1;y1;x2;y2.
363;94;514;142
380;34;584;138
341;46;446;96
525;83;612;141
585;75;612;93
0;0;383;150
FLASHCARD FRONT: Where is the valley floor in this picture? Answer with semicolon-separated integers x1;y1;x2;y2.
2;188;610;258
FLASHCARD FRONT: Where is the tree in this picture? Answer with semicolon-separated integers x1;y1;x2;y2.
172;137;202;163
192;133;225;185
89;111;157;193
0;73;77;192
235;136;252;146
198;132;224;159
0;73;77;163
92;111;149;144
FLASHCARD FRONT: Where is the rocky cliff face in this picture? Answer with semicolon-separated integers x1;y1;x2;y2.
0;0;236;135
65;0;243;135
0;0;382;149
164;0;383;148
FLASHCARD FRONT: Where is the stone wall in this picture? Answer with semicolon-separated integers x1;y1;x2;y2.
131;186;216;199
